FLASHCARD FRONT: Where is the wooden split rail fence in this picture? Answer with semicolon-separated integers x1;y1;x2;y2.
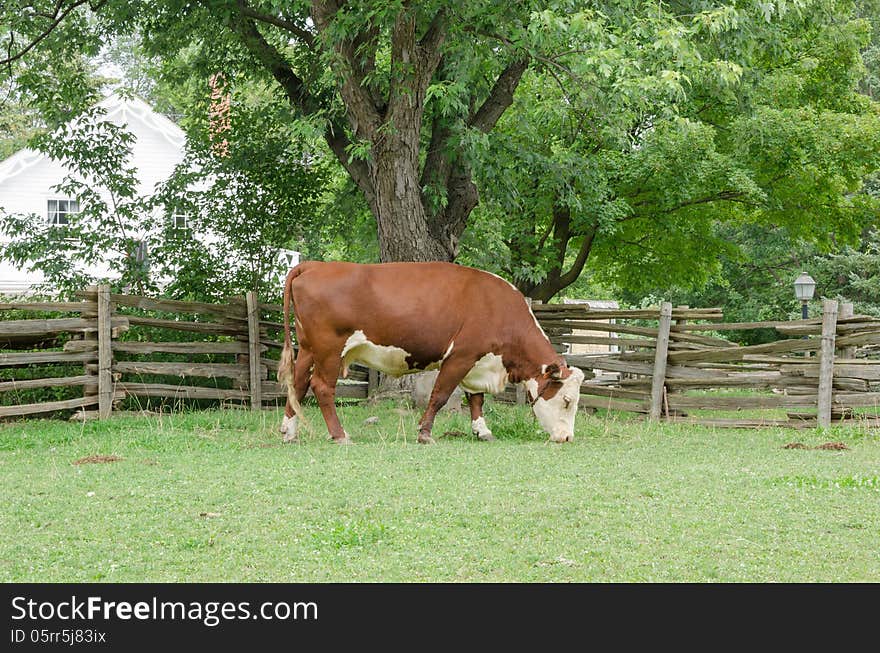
515;299;880;429
4;287;880;429
0;286;373;420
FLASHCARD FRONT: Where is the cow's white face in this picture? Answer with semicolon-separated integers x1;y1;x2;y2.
526;366;585;442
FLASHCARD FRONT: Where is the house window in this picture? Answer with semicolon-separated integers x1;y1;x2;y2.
170;209;190;230
47;199;80;225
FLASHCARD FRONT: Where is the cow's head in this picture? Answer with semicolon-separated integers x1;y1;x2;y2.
526;362;585;443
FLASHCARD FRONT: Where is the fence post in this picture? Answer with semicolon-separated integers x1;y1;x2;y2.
246;291;262;410
367;368;379;398
649;302;673;420
96;284;113;419
838;302;854;360
817;299;839;428
82;286;99;410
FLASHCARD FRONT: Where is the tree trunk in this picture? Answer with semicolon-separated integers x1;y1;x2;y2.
230;4;526;265
515;207;598;301
371;136;453;262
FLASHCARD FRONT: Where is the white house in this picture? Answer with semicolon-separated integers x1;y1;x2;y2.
0;92;189;294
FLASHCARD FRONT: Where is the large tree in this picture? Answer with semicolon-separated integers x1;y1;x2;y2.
2;0;542;262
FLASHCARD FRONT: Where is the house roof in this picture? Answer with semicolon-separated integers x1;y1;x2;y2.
0;92;186;187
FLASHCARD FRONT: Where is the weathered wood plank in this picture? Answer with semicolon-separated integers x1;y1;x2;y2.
261;381;368;400
76;290;247;319
838;303;855;360
118;383;250;401
673;318;820;332
665;393;815;410
538;320;658;337
532;306;722;320
817;300;839;428
551;335;656;348
0;302;95;312
112;341;257;355
0;316;128;337
246;291;262;410
829;392;880;408
0;350;98;367
0;375;97;393
124;315;244;336
780;363;880;381
580;385;651;400
113;361;258;381
664;372;783;389
650;302;673;420
97;285;113;419
778;320;880;336
667;337;819;364
0;392;123;418
669;331;734;348
63;340;98;352
578;393;649;413
834;330;880;347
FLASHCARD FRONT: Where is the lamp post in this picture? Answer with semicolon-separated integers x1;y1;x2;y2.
794;272;816;320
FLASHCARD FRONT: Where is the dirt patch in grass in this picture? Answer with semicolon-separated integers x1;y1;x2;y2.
815;441;849;451
72;455;123;465
783;442;849;451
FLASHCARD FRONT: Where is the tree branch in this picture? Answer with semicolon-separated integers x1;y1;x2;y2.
468;58;529;133
311;0;383;140
229;2;372;200
1;0;107;67
238;2;315;46
228;1;314;112
558;223;598;287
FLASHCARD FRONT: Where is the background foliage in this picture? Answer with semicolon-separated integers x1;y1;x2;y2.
0;1;878;322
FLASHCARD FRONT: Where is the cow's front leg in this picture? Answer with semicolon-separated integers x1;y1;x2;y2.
466;393;495;441
418;356;474;444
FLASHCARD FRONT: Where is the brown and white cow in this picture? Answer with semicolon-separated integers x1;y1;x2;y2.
277;261;585;444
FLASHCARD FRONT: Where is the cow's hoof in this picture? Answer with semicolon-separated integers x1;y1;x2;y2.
476;432;496;442
417;434;436;445
333;435;353;445
281;433;299;444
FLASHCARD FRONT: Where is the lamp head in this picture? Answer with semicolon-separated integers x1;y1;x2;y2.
794;272;816;302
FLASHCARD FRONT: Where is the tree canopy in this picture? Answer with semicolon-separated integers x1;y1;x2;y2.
1;1;879;310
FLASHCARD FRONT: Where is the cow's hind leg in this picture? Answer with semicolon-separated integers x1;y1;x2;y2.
467;393;495;441
418;356;475;444
281;348;313;443
311;354;351;444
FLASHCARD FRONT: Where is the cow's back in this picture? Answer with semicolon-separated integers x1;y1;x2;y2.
290;261;533;367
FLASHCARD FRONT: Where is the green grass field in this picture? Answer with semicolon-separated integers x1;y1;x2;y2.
2;400;879;582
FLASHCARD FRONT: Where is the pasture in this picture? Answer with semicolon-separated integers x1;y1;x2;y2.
1;401;879;582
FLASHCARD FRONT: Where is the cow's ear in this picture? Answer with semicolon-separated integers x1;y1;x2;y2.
544;362;561;379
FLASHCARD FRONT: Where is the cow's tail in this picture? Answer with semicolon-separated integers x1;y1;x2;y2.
278;264;307;423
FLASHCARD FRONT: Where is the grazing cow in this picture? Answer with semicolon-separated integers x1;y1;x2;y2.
277;261;585;444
